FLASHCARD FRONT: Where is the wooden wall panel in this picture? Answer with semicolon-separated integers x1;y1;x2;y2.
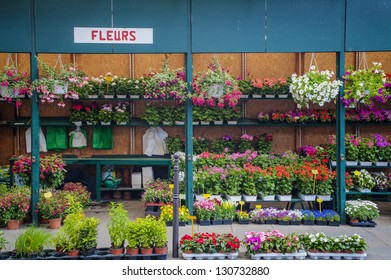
193;54;242;78
246;53;296;78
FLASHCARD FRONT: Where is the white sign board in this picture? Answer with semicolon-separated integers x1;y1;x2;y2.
74;27;153;44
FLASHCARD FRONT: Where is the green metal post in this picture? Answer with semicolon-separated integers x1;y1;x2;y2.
185;52;193;214
336;51;346;223
30;0;40;226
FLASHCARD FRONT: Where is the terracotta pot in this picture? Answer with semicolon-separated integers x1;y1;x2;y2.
7;219;20;230
126;247;140;255
110;247;124;255
140;247;153;255
154;246;167;255
67;250;80;257
48;218;61;229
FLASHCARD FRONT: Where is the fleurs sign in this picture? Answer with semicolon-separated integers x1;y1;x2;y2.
74;27;153;44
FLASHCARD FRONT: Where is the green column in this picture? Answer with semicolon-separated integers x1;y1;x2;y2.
30;0;39;226
336;51;346;223
185;52;193;214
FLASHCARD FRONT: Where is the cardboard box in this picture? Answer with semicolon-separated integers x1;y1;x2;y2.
131;172;142;188
142;167;154;187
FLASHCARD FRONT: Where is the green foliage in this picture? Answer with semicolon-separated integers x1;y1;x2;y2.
107;202;129;248
78;216;100;252
14;226;52;257
142;104;161;126
165;135;184;154
125;220;141;249
0;230;7;251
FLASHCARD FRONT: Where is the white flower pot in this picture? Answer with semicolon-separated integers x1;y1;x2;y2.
354;187;371;193
192;121;199;125
162;121;172;125
242;195;257;202
331;160;337;167
265;94;275;98
259;193;275;201
53;81;68;94
359;161;373;167
316;195;332;201
88;94;98;99
346;161;358;166
240;95;249;99
117;122;127;125
116;94;127;98
175;121;185;125
86;121;98;125
72;121;82;126
100;121;111;125
200;121;210;125
225;195;242;202
252;94;263;98
194;194;205;201
278;94;289;98
104;95;114;99
129;95;140;99
277;195;292;201
298;193;316;201
214;120;223;125
227;120;238;125
375;161;389;167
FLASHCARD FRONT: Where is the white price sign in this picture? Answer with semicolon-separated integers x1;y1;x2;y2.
74;27;153;44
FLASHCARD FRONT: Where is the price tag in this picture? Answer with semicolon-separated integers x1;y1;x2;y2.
239;201;244;212
169;184;174;196
203;194;211;199
189;216;197;237
311;170;319;175
105;74;113;82
255;204;262;209
43;192;52;199
317;198;323;212
354;170;361;177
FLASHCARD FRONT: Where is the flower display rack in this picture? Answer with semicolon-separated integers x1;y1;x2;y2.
182;252;239;260
250;250;307;260
306;251;367;260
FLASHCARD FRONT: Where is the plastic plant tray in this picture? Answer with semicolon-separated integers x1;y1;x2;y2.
250;250;307;260
306;251;366;260
182;252;239;260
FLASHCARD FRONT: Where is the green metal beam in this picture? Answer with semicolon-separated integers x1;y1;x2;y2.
30;0;40;226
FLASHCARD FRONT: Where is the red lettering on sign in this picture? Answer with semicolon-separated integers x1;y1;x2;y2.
114;30;121;41
99;31;106;41
122;31;128;41
91;30;98;40
129;31;136;41
107;30;113;41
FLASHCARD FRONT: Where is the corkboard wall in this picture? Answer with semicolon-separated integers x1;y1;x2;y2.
1;52;391;164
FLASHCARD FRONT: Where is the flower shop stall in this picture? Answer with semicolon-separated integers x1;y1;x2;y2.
0;0;391;227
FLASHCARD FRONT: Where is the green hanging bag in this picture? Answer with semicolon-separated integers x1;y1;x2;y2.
92;127;113;149
46;126;68;151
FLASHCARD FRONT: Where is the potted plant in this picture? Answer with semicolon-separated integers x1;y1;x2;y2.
191;57;241;108
237;134;254;153
222;106;242;124
128;76;146;98
112;101;130;125
142;104;161;126
358;137;376;165
345;199;379;224
237;75;253;98
69;101;86;126
193;199;215;225
325;210;340;226
37;190;68;229
301;210;315;225
33;57;85;107
138;216;156;255
78;216;100;256
52;212;84;256
256;171;276;201
179;205;190;226
98;103;113;125
114;77;130;98
345;134;360;165
14;226;52;259
125;220;141;255
164;135;184;154
144;62;188;102
352;169;376;192
220;200;237;224
107;202;129;255
0;63;31;105
84;102;99;125
173;106;185;125
290;66;342;109
159;106;175;125
0;187;30;230
235;210;250;224
342;62;389;108
153;219;168;254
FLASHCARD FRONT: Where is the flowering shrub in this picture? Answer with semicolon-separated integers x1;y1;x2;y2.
345;199;379;221
290;66;342;108
98;103;113;123
193;199;215;220
37;190;68;219
0;187;30;222
69;101;86;122
237;134;254;153
243;230;301;254
84;102;99;124
144;64;188;102
11;154;66;189
342;63;389;107
62;182;91;208
191;58;241;108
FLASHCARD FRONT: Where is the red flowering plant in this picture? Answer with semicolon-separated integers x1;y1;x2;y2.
271;112;285;122
179;232;241;254
0;63;31;107
37;190;69;219
84;101;99;124
270;165;294;195
252;77;288;97
0;187;30;222
12;154;66;189
62;182;91;208
191;57;241;108
69;101;86;122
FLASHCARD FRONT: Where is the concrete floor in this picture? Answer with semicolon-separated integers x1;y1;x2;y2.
1;200;391;260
